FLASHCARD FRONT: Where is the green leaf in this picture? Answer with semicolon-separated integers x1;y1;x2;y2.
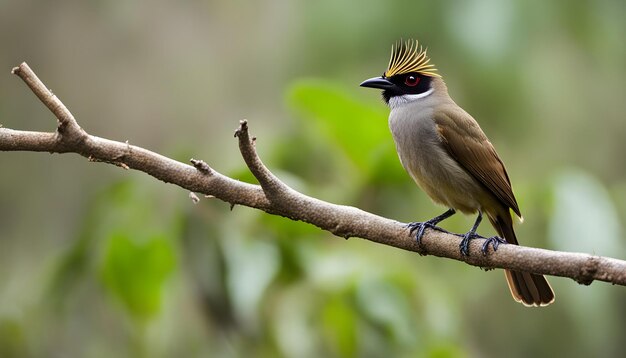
322;296;357;357
0;319;27;358
287;79;390;173
101;233;175;321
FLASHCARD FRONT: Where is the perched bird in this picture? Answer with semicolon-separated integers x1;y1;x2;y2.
360;39;554;306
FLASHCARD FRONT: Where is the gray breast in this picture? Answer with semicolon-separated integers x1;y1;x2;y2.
387;101;482;211
388;103;444;182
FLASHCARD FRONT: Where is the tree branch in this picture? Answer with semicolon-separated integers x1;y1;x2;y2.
2;62;625;288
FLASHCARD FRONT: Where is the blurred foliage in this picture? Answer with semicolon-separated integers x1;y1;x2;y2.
101;233;175;321
1;1;626;358
288;79;389;173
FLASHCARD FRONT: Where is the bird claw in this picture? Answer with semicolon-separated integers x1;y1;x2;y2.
405;209;457;245
481;236;507;255
459;232;482;256
406;221;435;245
406;220;451;245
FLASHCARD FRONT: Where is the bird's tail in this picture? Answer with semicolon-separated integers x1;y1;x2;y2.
488;213;555;307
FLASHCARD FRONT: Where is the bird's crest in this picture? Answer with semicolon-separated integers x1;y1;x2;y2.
385;39;440;78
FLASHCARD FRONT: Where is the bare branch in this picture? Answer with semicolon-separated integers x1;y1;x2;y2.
2;62;626;288
12;62;85;139
234;119;289;196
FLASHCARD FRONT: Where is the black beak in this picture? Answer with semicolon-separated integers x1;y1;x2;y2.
359;76;394;90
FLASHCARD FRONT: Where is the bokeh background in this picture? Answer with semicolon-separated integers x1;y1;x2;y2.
1;0;625;357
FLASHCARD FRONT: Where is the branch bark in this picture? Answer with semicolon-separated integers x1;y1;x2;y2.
2;62;625;288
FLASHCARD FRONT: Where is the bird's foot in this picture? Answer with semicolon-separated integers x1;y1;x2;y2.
458;211;488;256
481;236;507;255
406;221;450;245
406;221;433;245
459;231;483;256
405;209;456;245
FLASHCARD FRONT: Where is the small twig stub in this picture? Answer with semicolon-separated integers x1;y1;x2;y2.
190;158;212;174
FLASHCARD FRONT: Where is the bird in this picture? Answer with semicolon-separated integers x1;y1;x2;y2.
360;39;554;306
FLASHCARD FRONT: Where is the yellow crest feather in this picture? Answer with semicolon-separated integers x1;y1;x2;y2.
384;39;440;78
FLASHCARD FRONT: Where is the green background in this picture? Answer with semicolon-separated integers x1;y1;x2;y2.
1;0;625;357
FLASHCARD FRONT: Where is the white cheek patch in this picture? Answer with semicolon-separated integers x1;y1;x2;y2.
388;88;434;109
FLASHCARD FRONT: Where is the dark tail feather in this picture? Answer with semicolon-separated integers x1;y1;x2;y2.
489;213;555;307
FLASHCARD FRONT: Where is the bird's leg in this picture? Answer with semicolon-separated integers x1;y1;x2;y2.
459;211;484;256
481;236;508;255
407;208;456;245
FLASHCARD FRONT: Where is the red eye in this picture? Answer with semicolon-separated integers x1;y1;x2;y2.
405;75;420;86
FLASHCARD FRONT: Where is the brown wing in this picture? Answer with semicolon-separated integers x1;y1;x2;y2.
434;107;521;217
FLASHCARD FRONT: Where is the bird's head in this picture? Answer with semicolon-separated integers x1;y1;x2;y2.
360;39;441;105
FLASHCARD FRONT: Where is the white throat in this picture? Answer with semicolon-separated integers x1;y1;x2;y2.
388;88;434;109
